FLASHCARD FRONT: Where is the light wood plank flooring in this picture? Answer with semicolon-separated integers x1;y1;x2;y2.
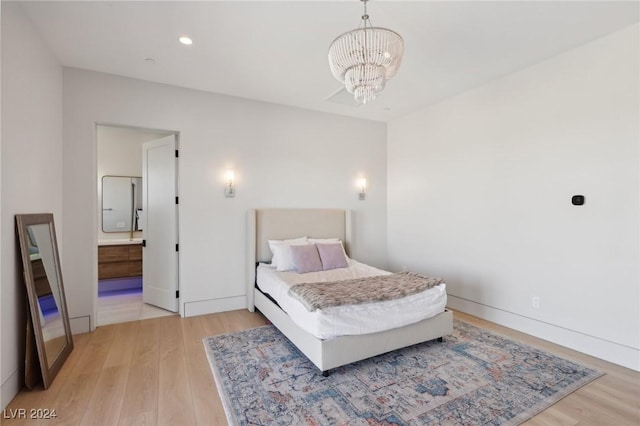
97;290;176;326
4;310;639;425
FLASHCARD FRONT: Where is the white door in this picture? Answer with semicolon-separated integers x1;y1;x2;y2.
142;135;178;312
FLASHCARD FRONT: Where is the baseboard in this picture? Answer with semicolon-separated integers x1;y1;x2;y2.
1;369;20;410
70;315;91;334
448;295;640;371
183;296;246;317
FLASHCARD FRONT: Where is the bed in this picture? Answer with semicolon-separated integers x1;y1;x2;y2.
246;208;453;375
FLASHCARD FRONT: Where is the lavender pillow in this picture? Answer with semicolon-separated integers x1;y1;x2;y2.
316;243;348;270
290;244;323;274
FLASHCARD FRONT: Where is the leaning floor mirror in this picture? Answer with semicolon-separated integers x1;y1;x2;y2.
16;213;73;389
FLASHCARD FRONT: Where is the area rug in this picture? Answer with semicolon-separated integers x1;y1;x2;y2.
203;320;602;425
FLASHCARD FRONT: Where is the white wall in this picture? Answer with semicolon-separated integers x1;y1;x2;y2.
388;25;639;370
0;1;4;411
1;2;63;408
96;125;170;242
63;69;387;325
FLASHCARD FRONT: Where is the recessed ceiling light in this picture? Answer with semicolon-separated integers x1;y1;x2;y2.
178;36;193;46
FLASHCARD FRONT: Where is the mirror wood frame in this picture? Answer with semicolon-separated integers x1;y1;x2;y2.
15;213;73;389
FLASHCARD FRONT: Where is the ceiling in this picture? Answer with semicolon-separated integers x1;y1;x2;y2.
18;1;639;122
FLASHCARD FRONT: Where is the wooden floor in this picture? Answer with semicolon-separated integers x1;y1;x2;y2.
4;310;639;425
97;290;176;326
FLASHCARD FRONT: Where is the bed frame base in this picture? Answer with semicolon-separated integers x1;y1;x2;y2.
254;288;453;374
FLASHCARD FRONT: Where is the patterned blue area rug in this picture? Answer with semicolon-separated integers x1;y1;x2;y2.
203;320;602;425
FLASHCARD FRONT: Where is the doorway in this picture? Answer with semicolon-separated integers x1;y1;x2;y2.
96;124;179;326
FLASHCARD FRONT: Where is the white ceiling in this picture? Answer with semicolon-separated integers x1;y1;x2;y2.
18;1;639;122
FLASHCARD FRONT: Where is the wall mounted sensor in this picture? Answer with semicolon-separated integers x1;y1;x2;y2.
571;195;585;206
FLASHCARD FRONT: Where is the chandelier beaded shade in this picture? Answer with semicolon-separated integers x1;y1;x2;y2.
328;0;404;104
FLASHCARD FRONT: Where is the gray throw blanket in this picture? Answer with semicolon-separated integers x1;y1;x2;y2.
287;272;444;312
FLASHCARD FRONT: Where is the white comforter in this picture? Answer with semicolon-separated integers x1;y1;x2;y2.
256;259;447;339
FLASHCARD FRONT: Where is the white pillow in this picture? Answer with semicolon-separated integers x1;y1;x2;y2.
268;237;307;268
308;238;340;244
272;243;304;272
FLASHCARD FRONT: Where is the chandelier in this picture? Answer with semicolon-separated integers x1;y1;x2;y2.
328;0;404;104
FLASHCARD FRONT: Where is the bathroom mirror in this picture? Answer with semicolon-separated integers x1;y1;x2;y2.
102;175;143;232
16;213;73;389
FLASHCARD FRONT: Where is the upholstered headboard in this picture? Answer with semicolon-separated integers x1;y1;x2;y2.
246;208;352;310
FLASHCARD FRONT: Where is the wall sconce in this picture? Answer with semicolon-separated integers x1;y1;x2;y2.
358;178;367;200
224;170;235;198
